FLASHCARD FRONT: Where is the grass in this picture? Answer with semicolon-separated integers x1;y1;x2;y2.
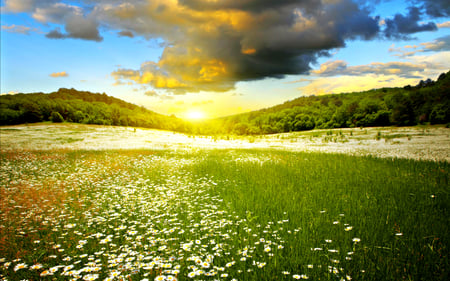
0;149;448;281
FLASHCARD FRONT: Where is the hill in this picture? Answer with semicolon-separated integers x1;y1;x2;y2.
0;88;190;132
1;71;449;135
195;71;450;135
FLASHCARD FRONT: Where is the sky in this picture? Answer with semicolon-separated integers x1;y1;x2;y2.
1;0;450;119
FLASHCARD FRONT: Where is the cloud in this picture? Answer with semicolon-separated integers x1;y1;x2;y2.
312;60;427;79
49;71;69;77
389;36;450;57
45;16;103;42
144;90;158;97
418;0;450;17
2;0;57;13
298;74;424;96
0;91;19;96
11;1;103;42
437;21;450;28
303;37;450;96
46;27;65;39
3;0;448;94
117;30;134;38
1;24;39;35
284;78;312;84
65;14;103;41
420;36;450;52
32;2;82;23
102;0;381;93
383;6;437;39
311;54;450;95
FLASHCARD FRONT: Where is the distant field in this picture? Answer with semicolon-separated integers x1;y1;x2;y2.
0;124;449;280
1;123;449;161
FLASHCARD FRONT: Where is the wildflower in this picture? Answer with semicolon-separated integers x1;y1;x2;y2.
154;276;166;281
282;271;290;275
14;263;27;271
187;272;196;278
64;265;74;271
257;262;266;268
226;261;235;267
395;233;403;236
83;274;99;281
352;238;361;243
344;226;353;231
30;264;43;270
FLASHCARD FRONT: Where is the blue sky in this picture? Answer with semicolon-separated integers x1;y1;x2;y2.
1;0;449;118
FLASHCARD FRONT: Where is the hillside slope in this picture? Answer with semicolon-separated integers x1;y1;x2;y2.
1;71;449;135
196;71;450;135
0;88;190;132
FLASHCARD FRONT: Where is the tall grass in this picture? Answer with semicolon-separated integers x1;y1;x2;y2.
188;150;449;280
0;149;448;280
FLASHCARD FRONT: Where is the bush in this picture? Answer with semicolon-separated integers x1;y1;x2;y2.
50;111;64;123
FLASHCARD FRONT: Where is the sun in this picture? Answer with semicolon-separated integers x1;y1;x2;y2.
185;111;206;120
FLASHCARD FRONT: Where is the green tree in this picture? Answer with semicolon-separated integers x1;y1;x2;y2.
50;111;64;123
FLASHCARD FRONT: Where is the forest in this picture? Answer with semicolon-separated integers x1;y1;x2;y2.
195;71;450;135
1;71;449;135
0;88;191;132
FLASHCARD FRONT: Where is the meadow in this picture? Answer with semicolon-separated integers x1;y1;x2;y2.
0;125;449;280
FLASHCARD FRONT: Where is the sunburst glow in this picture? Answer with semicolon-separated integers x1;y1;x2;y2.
185;111;206;120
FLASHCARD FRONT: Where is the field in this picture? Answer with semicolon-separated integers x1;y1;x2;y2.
0;124;449;280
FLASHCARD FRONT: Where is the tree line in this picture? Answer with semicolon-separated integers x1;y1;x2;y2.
1;71;449;135
194;71;450;135
0;88;190;132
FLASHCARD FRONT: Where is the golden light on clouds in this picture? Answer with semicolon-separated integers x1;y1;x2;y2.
241;48;257;55
49;71;69;78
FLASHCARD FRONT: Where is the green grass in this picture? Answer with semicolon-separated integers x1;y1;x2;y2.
0;149;448;280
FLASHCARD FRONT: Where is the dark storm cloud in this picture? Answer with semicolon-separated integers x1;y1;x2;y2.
103;0;383;93
178;0;308;12
117;30;134;38
5;0;446;94
46;28;66;39
65;14;103;41
418;0;450;17
45;15;103;42
384;6;437;39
